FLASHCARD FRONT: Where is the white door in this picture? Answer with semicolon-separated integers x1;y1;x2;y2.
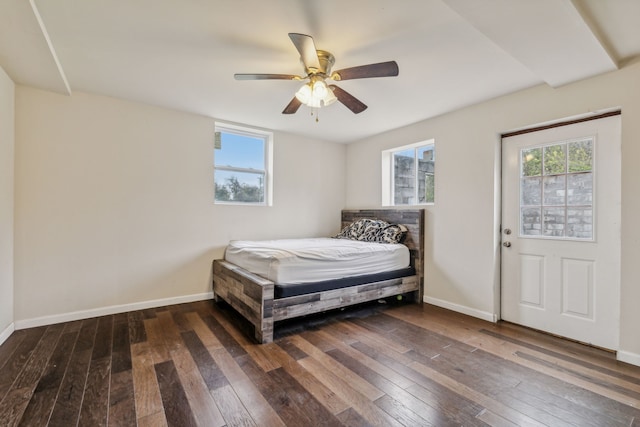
501;114;621;350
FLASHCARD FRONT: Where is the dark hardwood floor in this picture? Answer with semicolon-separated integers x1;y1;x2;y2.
1;299;639;426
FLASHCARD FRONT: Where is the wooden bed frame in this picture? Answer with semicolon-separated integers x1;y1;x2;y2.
212;209;425;343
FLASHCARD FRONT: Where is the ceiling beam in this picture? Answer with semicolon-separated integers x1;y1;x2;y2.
443;0;618;87
29;0;70;95
0;0;70;95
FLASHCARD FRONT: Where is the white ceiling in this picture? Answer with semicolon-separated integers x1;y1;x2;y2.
1;0;639;143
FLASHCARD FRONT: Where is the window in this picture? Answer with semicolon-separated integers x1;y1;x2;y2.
520;137;594;239
382;140;435;206
214;123;273;205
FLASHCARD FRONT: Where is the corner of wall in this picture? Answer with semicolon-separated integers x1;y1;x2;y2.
0;65;15;343
0;323;15;346
617;350;640;368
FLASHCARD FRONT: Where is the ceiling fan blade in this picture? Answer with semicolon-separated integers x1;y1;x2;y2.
288;33;321;73
329;85;367;114
282;97;302;114
331;61;399;81
234;73;300;80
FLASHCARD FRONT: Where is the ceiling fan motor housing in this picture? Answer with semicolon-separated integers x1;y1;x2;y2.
304;49;335;77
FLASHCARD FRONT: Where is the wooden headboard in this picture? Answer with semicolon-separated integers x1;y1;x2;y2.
341;209;425;301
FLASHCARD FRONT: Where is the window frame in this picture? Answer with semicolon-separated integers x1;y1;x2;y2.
214;122;273;206
518;136;596;241
382;139;435;206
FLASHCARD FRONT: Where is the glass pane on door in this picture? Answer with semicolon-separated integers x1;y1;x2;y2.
566;207;593;238
519;138;594;240
543;144;566;175
568;140;593;173
521;207;541;236
567;173;593;205
543;207;566;237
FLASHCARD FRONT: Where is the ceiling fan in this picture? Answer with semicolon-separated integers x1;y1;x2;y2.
234;33;399;115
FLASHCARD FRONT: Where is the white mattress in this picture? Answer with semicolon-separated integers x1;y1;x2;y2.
224;237;410;284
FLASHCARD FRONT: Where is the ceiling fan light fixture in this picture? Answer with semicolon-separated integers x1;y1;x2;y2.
295;78;337;109
323;86;337;106
306;96;322;109
294;84;312;104
312;80;328;98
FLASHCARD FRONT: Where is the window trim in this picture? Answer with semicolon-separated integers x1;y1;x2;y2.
214;122;273;206
382;139;435;206
518;136;595;241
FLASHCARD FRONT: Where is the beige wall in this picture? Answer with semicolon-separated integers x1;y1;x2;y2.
14;87;346;323
0;66;15;337
10;60;640;363
346;59;640;361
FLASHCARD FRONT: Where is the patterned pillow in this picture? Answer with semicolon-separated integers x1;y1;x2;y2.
334;218;407;244
377;223;408;244
358;219;389;241
334;218;371;240
359;220;407;244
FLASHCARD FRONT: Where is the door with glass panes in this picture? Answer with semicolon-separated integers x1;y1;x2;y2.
501;114;620;350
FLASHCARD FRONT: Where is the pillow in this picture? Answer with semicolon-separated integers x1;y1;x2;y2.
334;218;407;244
358;219;390;241
359;220;407;244
334;218;371;240
376;223;408;244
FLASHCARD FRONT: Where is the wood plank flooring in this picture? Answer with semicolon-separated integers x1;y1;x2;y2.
1;299;640;426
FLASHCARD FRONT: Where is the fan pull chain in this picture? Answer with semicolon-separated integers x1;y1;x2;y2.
310;108;320;123
316;109;319;123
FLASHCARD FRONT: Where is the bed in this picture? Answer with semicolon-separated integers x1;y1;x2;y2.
212;209;425;343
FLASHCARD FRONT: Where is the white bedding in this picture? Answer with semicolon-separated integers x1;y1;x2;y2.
224;238;410;284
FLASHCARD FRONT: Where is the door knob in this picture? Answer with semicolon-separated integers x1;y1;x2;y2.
503;242;511;247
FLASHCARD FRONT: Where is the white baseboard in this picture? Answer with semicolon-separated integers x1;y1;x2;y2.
617;350;640;367
0;322;15;346
14;291;214;330
424;296;498;323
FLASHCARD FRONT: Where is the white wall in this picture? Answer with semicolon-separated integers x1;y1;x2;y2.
14;87;346;324
0;66;15;341
346;59;640;361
